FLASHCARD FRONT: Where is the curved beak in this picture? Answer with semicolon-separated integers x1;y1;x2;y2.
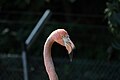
63;36;75;62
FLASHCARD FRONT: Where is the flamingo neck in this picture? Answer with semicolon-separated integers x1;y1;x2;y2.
43;37;59;80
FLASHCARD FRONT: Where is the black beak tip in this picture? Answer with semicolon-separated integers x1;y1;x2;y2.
69;48;75;62
69;51;73;62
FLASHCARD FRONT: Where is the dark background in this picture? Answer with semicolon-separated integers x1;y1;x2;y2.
0;0;120;80
0;0;113;60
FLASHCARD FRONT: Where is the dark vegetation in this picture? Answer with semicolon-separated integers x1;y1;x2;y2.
0;0;120;61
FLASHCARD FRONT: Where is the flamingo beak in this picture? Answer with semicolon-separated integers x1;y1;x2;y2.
63;36;75;62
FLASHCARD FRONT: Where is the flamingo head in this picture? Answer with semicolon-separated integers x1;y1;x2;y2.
51;29;75;62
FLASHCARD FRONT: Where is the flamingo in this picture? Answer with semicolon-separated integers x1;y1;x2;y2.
43;29;75;80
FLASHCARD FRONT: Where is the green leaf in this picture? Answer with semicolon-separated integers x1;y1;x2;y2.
108;12;112;17
109;23;112;28
104;8;110;13
108;20;111;25
111;28;114;32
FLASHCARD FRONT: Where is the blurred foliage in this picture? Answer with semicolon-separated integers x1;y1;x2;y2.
0;0;45;53
104;0;120;49
0;0;112;60
0;21;110;60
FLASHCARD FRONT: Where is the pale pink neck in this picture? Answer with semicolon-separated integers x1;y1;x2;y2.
43;37;59;80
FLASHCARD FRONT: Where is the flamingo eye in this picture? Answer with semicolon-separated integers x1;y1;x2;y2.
62;35;65;38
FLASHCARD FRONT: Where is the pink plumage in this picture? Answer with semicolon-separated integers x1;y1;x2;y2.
43;29;75;80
